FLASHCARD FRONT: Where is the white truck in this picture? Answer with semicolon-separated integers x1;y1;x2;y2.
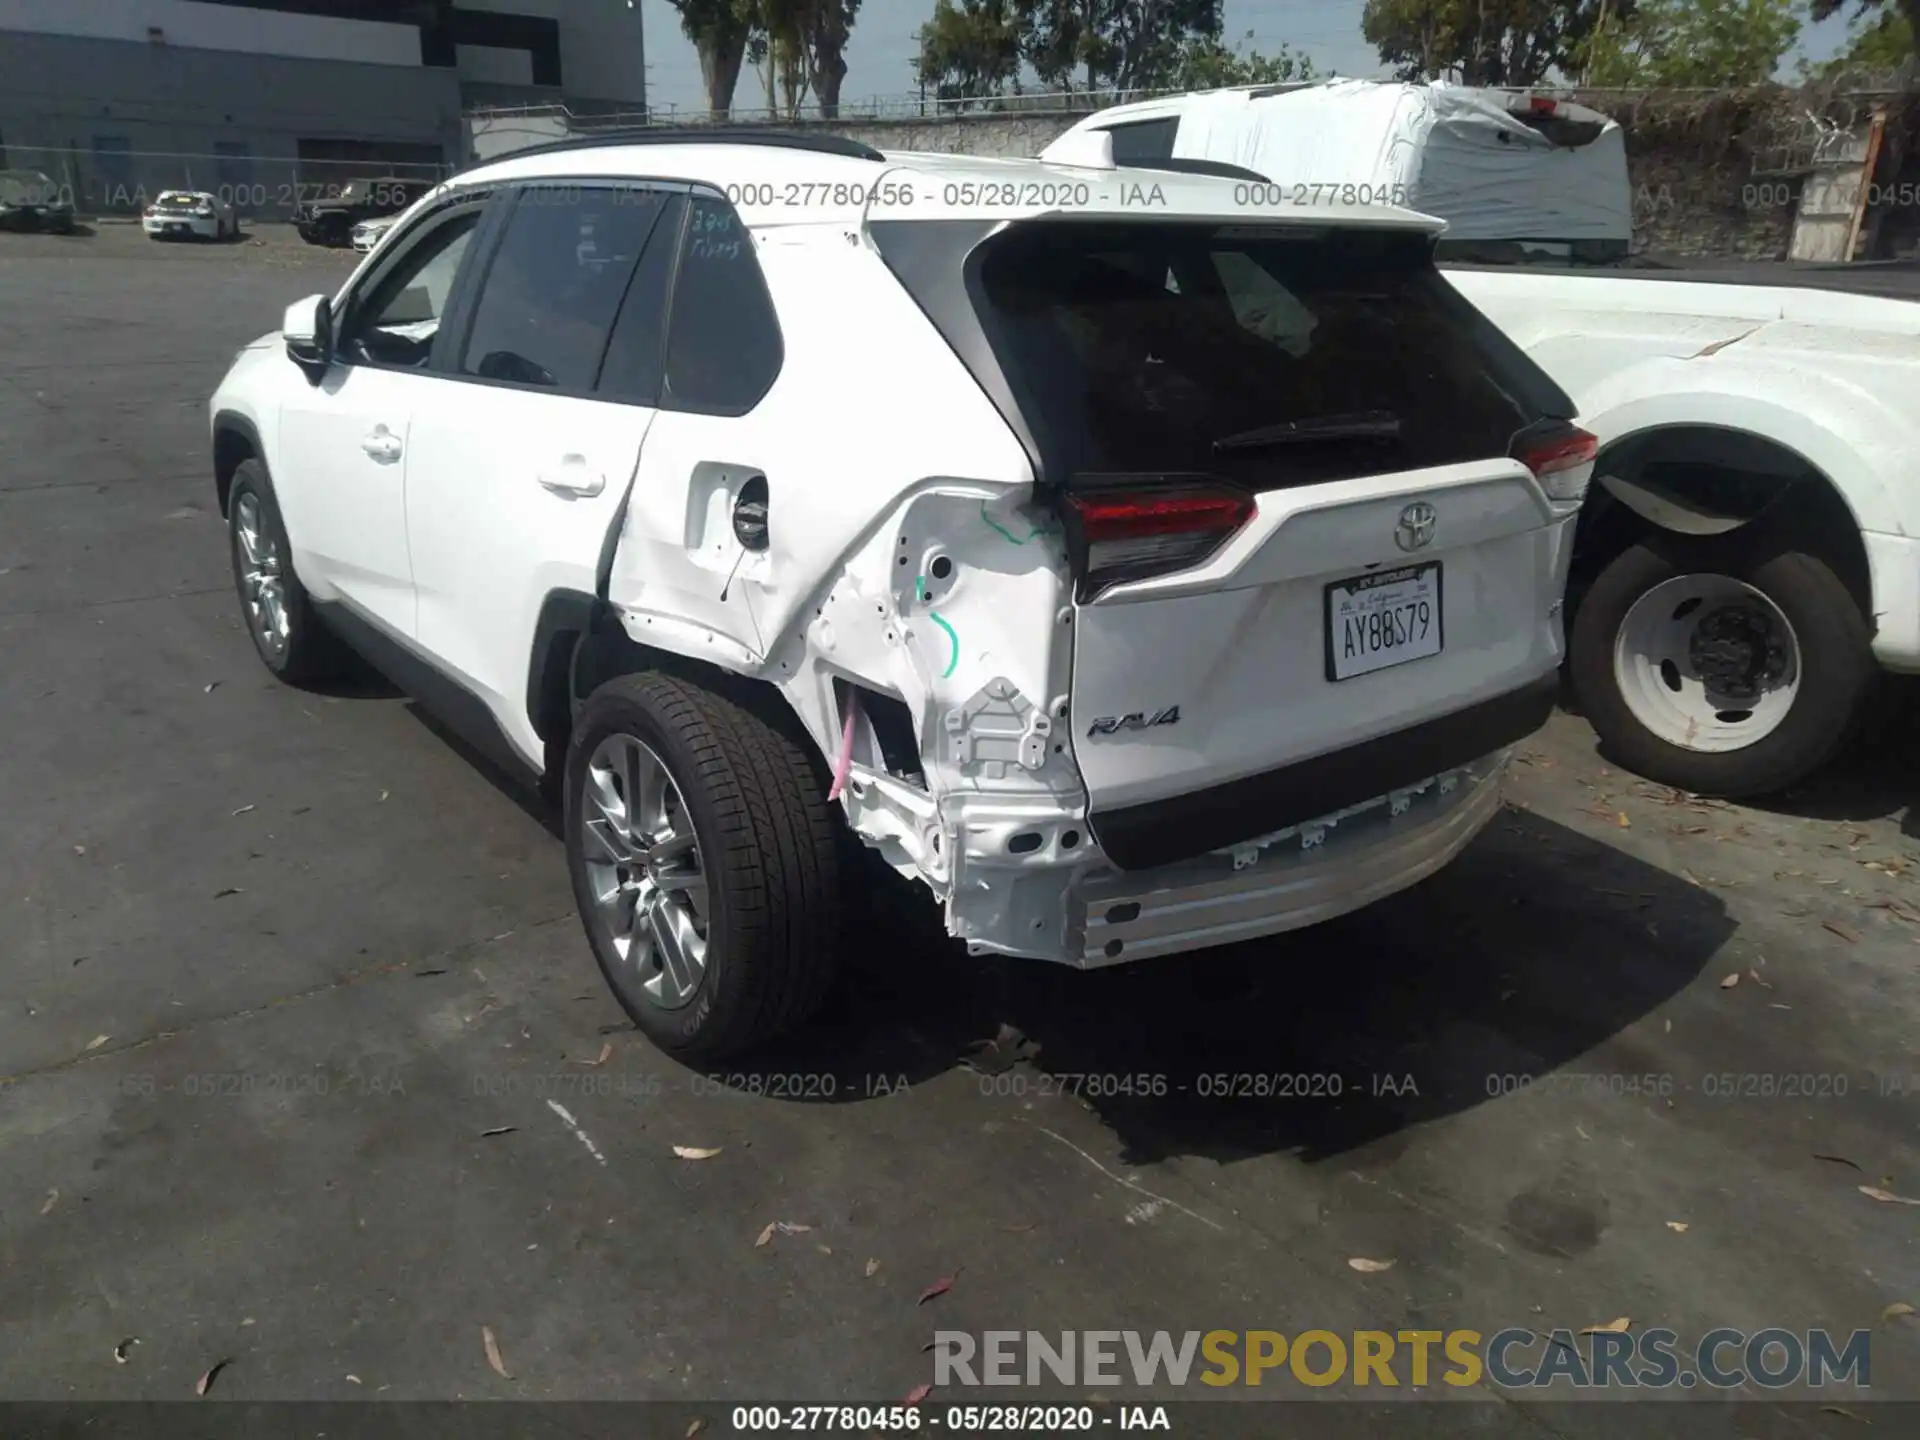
1054;82;1920;796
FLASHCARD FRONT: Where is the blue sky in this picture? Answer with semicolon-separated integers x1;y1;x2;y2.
635;0;1867;119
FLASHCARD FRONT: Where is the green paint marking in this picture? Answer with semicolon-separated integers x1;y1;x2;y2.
980;501;1056;545
916;572;959;676
930;611;960;678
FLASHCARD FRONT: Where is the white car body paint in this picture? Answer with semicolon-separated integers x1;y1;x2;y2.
143;189;235;240
1061;86;1920;677
211;140;1575;967
1442;268;1920;670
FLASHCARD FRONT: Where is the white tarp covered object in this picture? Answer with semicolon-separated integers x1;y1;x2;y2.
1168;80;1632;243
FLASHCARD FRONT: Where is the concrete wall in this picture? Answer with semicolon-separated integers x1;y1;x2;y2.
0;0;423;66
823;114;1079;159
460;0;646;105
0;29;463;214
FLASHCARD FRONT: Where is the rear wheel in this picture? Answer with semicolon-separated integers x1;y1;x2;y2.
565;672;843;1060
1570;532;1875;797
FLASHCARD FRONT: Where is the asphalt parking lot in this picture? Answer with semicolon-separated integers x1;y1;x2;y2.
3;221;1919;1434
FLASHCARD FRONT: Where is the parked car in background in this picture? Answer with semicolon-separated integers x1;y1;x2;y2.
0;170;76;233
208;129;1587;1059
1056;82;1920;799
295;177;435;248
143;190;237;241
352;214;398;253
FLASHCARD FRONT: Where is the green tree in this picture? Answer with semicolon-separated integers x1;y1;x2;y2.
1169;31;1317;89
915;0;1024;103
1810;0;1920;61
1019;0;1225;92
1578;0;1799;86
804;0;863;118
1361;0;1625;84
663;0;752;116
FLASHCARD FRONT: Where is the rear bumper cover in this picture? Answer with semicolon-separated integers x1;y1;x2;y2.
1088;673;1558;870
1072;750;1507;966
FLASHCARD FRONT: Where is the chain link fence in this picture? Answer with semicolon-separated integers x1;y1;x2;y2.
0;144;450;222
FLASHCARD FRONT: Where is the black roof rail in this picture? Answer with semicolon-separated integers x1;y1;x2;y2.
1121;156;1271;183
466;127;885;169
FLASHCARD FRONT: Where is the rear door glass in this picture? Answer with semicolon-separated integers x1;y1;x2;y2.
460;185;668;393
972;221;1569;490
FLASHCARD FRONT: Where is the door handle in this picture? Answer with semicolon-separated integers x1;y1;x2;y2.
361;426;402;463
538;456;606;497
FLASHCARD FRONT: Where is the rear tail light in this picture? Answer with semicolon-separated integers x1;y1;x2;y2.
1513;423;1598;503
1062;482;1255;598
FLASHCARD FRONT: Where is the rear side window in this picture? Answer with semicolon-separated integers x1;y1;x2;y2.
970;221;1572;490
660;194;783;415
460;185;668;392
1102;118;1178;164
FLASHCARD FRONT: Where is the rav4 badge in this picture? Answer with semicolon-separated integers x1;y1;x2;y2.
1086;706;1181;738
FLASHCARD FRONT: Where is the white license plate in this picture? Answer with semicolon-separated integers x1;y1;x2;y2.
1325;561;1443;681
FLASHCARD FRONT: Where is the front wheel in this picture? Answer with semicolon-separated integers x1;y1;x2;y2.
227;460;346;683
1570;534;1876;797
564;672;844;1060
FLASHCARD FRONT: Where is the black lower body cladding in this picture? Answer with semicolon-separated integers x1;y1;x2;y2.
1089;674;1559;871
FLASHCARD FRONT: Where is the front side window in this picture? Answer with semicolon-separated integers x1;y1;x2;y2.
660;194;783;415
460;185;667;392
338;209;480;370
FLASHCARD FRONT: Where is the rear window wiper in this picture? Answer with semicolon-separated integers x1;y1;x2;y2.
1212;411;1402;454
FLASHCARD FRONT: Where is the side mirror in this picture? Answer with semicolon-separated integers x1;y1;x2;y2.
283;294;332;377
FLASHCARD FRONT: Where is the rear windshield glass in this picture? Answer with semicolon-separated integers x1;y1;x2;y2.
968;221;1571;489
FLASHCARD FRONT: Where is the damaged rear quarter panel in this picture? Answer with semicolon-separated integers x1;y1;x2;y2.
604;226;1096;953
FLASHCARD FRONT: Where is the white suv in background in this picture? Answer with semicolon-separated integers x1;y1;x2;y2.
207;129;1591;1059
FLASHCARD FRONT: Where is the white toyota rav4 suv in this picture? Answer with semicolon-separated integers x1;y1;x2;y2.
208;129;1592;1059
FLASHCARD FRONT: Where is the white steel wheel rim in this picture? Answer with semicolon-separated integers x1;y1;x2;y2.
579;733;710;1011
1612;572;1800;754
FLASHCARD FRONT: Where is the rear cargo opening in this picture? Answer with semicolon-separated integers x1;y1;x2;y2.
910;217;1577;868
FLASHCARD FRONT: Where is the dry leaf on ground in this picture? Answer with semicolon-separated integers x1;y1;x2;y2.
1666;1222;1689;1233
1825;920;1862;944
1883;1303;1915;1322
905;1383;932;1404
865;1258;881;1277
1580;1318;1631;1335
195;1359;231;1396
1859;1185;1920;1206
918;1275;956;1305
1347;1257;1395;1273
1718;973;1740;989
113;1338;138;1364
482;1325;511;1378
39;1189;58;1216
673;1146;722;1160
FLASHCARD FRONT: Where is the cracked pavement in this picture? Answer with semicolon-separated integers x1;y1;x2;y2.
1;224;1917;1436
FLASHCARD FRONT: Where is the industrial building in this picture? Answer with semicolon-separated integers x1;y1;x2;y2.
0;0;646;216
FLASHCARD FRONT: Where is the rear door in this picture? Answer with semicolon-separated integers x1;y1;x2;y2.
967;221;1579;868
402;179;678;768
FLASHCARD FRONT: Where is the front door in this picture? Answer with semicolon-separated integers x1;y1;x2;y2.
275;200;487;640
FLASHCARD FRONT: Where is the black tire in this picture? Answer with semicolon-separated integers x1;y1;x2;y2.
1569;531;1876;797
565;672;844;1060
226;460;347;684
